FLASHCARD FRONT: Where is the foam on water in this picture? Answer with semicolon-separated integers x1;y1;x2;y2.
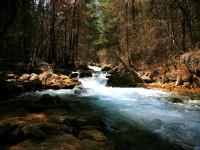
88;65;102;72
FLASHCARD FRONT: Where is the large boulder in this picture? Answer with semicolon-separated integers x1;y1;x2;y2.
180;50;200;77
39;71;80;89
18;71;80;91
173;51;200;87
107;67;142;87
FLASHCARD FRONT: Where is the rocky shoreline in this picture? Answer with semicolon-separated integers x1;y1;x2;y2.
0;62;93;100
0;94;112;150
143;82;200;95
0;92;184;150
1;56;200;101
0;63;193;149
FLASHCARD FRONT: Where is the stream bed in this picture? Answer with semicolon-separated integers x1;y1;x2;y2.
32;66;200;150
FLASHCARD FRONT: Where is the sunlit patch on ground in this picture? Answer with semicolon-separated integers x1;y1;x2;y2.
25;113;48;121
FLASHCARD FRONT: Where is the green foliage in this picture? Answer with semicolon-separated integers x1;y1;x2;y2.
97;0;117;47
80;0;118;62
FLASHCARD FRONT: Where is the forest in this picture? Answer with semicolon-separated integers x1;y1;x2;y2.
1;0;200;67
0;0;200;150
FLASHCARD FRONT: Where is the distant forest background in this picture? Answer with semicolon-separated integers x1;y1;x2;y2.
0;0;200;71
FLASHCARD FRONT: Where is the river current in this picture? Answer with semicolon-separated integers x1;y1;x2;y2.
33;66;200;149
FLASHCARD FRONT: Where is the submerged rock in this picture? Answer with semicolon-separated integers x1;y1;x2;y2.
37;94;56;105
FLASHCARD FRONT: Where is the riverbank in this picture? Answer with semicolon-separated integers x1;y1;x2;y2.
1;64;200;149
142;82;200;95
102;50;200;95
102;64;200;95
0;94;112;150
0;93;185;150
0;62;93;100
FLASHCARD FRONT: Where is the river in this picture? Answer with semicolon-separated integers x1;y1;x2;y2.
33;66;200;150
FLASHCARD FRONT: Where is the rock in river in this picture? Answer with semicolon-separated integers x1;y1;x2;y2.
107;67;142;87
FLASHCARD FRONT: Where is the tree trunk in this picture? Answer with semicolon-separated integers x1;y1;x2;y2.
49;0;56;63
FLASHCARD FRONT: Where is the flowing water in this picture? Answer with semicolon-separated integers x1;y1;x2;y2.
34;66;200;149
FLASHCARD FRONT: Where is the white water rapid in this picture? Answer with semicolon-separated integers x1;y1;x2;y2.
35;66;200;149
